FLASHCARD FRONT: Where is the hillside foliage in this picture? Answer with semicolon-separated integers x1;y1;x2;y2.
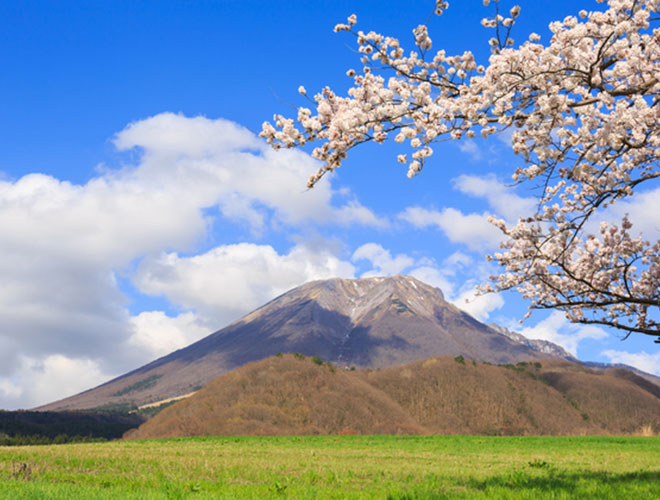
126;354;660;439
0;410;144;446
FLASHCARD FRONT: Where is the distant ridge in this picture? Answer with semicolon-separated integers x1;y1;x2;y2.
36;275;609;412
488;324;575;359
581;361;660;392
125;354;660;439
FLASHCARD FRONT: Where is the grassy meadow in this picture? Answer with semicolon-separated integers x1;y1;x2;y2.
1;435;659;499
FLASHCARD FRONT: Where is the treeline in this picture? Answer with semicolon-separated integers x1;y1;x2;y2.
0;433;109;446
0;410;144;446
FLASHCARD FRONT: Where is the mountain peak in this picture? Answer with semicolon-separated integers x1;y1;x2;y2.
289;275;444;324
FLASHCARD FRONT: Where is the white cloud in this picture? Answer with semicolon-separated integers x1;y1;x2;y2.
397;174;535;253
408;266;456;297
600;349;660;376
444;251;473;269
391;170;539;327
602;186;660;241
458;140;483;161
395;174;542;321
399;206;503;251
452;174;536;222
129;312;213;360
408;252;477;299
0;380;22;401
352;243;414;276
514;311;608;357
333;200;390;228
113;112;260;157
0;172;205;268
0;113;382;409
435;251;505;321
451;289;505;322
113;112;385;231
1;238;359;410
0;255;133;369
449;174;659;245
0;355;109;410
134;242;356;328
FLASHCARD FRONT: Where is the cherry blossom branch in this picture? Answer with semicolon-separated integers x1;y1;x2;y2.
262;0;660;341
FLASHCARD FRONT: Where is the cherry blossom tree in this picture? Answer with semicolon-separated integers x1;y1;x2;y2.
261;0;660;342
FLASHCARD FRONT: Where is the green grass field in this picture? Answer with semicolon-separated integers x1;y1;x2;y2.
1;435;658;499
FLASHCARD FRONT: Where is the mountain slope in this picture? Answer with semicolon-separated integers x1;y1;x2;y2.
125;354;424;438
39;275;575;411
125;354;660;439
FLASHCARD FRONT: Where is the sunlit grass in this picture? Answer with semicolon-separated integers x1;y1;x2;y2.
1;435;658;498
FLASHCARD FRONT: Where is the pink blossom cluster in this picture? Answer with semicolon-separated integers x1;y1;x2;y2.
261;0;660;340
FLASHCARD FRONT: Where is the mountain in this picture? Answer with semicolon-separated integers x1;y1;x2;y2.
37;275;578;412
125;354;660;439
581;361;660;388
488;324;575;359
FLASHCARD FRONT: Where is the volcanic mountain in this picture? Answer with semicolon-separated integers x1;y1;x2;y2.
40;275;574;411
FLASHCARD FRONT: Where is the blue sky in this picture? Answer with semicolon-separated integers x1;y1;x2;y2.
1;0;657;409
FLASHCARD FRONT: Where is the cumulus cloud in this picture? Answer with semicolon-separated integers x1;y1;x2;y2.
397;174;536;252
0;355;110;411
0;250;134;371
451;289;505;322
600;349;660;376
129;312;213;360
113;113;386;231
452;173;659;244
408;266;456;297
409;252;476;299
352;243;414;276
514;311;608;357
1;238;358;410
0;113;381;409
134;242;356;328
333;200;390;228
448;173;658;245
399;206;503;251
452;174;536;222
443;251;473;269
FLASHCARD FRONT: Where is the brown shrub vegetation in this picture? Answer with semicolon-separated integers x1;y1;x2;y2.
126;354;424;439
125;355;660;439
